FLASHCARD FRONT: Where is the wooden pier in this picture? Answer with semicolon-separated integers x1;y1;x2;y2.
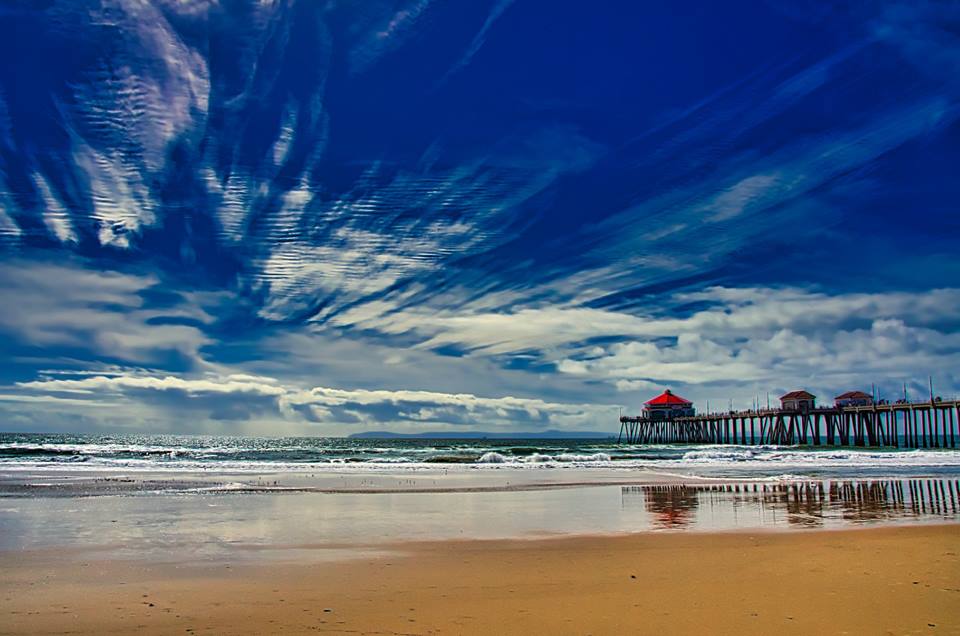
618;399;960;448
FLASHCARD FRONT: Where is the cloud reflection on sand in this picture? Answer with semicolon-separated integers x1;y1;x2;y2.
0;478;956;565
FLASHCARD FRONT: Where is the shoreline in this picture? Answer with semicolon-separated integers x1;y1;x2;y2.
2;524;958;635
3;465;960;497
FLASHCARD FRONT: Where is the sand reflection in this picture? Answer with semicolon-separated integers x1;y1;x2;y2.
622;478;960;530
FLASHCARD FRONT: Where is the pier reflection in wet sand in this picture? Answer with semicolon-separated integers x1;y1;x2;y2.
623;479;960;530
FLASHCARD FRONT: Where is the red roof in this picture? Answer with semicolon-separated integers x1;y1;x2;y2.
645;389;692;406
781;390;815;400
835;391;871;400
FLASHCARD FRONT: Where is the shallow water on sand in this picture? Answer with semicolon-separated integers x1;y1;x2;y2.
0;477;956;564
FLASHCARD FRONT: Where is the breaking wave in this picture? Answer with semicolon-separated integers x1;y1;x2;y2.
477;452;612;464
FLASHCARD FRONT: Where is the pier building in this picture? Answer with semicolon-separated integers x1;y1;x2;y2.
780;390;815;412
643;390;695;420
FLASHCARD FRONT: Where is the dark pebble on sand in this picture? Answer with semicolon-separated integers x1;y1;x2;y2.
323;608;332;613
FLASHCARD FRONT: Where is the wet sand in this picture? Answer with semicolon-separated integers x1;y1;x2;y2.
0;466;698;497
3;479;958;560
2;524;959;635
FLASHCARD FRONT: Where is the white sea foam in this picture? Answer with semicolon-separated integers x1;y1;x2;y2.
477;452;612;464
524;453;553;463
555;453;612;462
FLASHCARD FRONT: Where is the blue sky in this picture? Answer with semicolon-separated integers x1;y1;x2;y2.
0;1;959;435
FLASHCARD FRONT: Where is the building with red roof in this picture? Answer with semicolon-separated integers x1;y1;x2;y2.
643;389;695;421
780;390;815;412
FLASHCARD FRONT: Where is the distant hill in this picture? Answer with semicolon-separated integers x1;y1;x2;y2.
348;430;614;440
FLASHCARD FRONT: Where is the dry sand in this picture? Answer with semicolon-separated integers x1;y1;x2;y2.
2;525;959;635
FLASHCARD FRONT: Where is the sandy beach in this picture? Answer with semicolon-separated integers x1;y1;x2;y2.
2;524;958;635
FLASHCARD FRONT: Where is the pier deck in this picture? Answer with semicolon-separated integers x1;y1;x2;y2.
618;399;959;447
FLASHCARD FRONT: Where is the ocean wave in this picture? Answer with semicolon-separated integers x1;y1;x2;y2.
425;455;481;464
476;452;614;464
0;442;407;464
2;435;959;478
556;453;613;462
0;442;241;457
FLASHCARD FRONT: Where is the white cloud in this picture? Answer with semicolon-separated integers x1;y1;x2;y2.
314;284;960;405
0;393;122;407
281;385;598;417
18;373;287;397
350;0;434;74
553;288;960;403
353;286;960;356
15;370;614;434
252;142;592;322
705;174;782;221
4;257;958;429
0;203;19;241
32;173;78;244
0;261;214;365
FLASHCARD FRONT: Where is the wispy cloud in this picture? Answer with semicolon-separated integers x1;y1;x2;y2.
439;0;515;83
362;283;958;344
349;0;434;74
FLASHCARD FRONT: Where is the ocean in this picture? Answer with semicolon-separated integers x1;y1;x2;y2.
2;432;960;482
2;431;959;554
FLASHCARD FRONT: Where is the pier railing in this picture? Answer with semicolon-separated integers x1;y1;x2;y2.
618;399;959;448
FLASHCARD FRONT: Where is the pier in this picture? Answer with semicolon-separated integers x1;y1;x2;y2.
618;391;959;448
